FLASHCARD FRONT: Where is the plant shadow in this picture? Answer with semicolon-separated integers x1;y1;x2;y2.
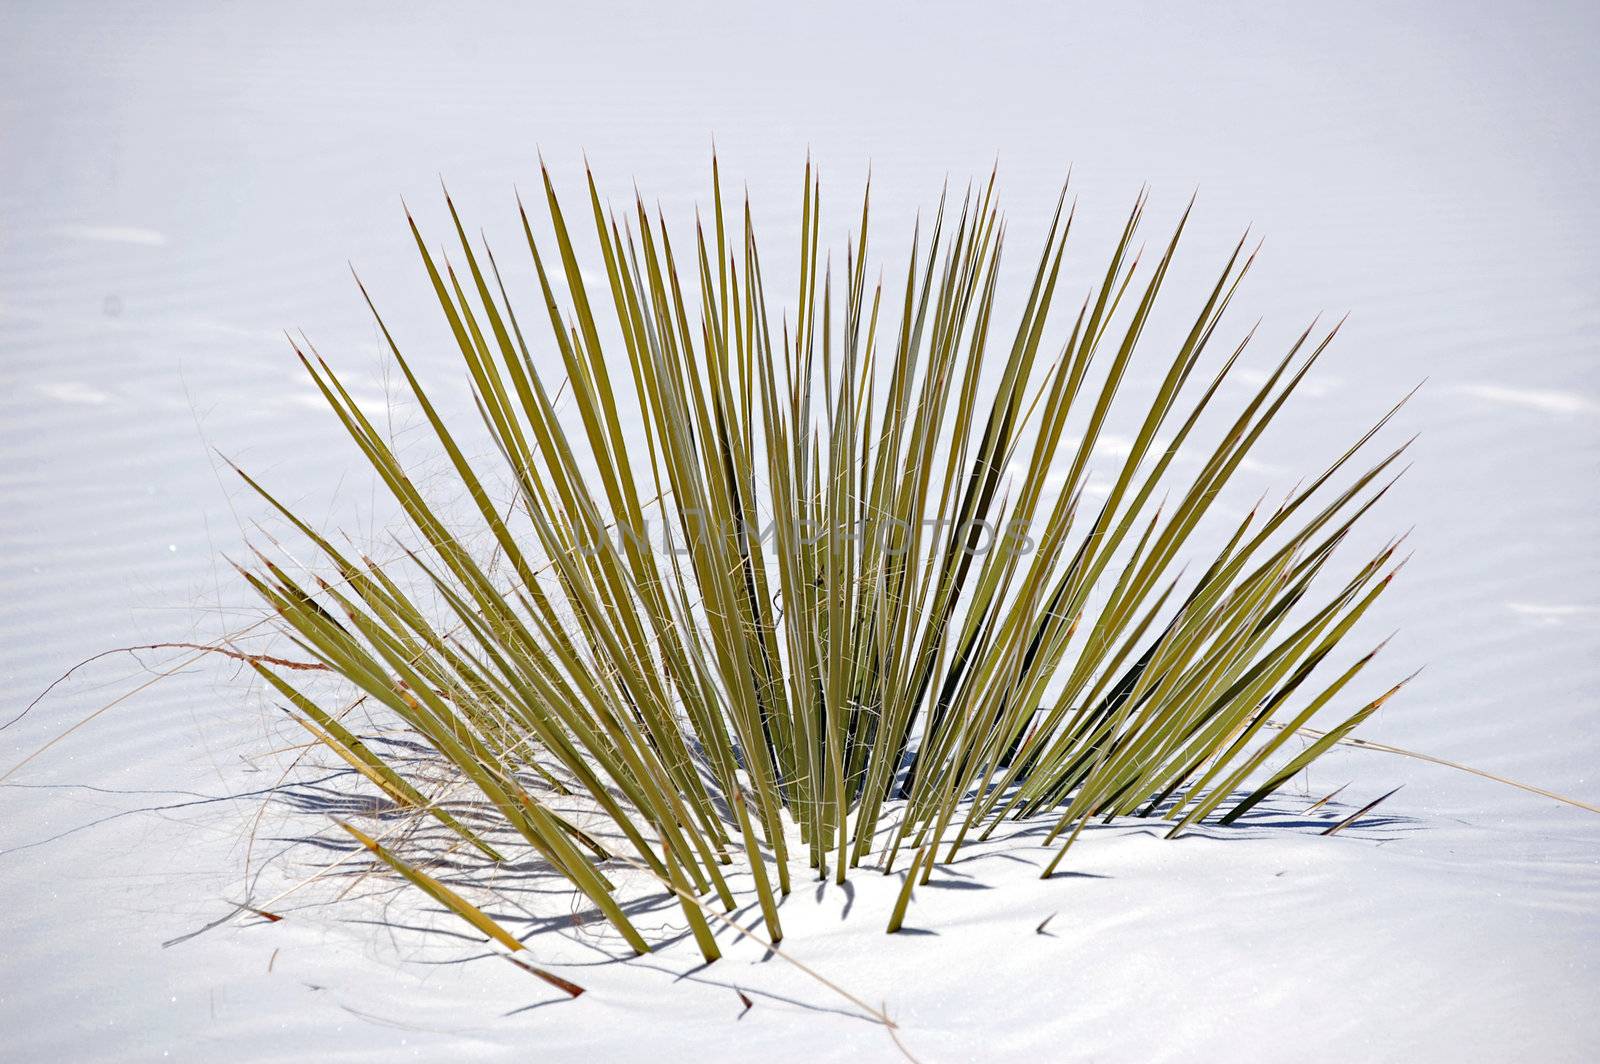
175;757;1426;1026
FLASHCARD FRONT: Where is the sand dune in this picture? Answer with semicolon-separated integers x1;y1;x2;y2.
2;3;1596;1060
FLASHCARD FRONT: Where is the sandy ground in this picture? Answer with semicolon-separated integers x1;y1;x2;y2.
2;3;1597;1061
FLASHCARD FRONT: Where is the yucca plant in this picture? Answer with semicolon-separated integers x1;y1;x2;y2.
242;160;1411;963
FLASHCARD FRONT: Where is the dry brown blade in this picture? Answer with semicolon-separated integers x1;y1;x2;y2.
1304;781;1349;814
505;954;585;998
1320;785;1403;836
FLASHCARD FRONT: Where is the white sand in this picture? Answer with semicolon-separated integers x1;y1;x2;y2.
3;3;1597;1060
